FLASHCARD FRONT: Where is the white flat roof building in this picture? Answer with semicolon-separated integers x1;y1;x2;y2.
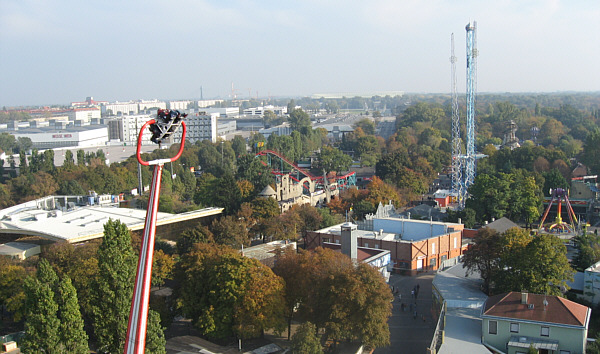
0;242;41;260
0;196;223;243
10;126;109;149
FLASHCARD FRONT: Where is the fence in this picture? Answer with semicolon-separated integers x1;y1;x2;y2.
428;301;446;354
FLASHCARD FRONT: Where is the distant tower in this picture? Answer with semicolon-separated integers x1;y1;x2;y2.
450;33;463;204
463;21;478;199
502;120;520;150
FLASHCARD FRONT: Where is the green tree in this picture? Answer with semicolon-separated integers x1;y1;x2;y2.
177;224;214;254
152;250;175;288
77;149;85;165
275;248;392;349
177;243;286;340
290;322;323;354
317;146;352;174
211;215;249;248
465;227;574;296
542;168;568;196
0;258;30;321
0;132;16;153
237;154;273;193
231;135;247;157
288;108;311;132
466;173;511;223
63;150;76;169
20;277;60;353
145;309;166;354
507;171;542;227
572;232;600;271
37;258;59;286
462;227;503;294
354;118;375;135
56;275;89;353
582;129;600;175
92;219;137;354
513;233;573;296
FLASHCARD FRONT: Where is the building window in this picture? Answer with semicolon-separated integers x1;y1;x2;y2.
335;239;340;244
365;243;369;248
430;258;437;268
375;244;379;249
559;351;571;354
489;320;497;334
510;323;519;333
454;237;457;249
323;237;330;243
432;243;436;254
541;326;549;337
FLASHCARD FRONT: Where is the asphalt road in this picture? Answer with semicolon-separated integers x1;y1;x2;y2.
375;272;437;354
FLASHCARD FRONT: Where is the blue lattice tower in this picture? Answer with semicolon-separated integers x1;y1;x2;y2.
463;21;477;198
450;33;464;206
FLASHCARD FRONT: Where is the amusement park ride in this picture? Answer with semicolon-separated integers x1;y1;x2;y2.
255;149;357;192
125;109;186;354
538;188;580;234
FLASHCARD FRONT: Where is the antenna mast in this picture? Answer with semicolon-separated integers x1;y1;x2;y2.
450;33;463;206
463;21;477;198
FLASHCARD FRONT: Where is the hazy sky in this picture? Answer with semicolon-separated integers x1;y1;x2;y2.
1;0;599;107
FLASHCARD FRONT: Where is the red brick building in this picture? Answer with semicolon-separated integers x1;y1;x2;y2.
306;218;465;275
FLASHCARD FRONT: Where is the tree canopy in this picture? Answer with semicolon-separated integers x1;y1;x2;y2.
176;243;286;340
463;227;573;296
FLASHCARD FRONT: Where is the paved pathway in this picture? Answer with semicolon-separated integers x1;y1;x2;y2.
375;272;437;354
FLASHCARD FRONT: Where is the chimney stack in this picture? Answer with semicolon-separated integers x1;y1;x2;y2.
521;292;528;305
341;222;357;260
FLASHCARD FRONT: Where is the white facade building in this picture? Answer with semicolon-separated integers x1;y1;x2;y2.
102;102;140;116
201;107;240;118
107;115;154;145
73;108;101;122
169;101;193;111
172;113;219;144
198;99;224;108
12;126;109;149
243;105;287;116
138;100;167;111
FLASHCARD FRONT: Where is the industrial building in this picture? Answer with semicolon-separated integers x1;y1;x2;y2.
10;125;109;149
306;216;465;275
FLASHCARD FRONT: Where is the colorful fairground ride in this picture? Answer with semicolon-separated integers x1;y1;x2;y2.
538;188;582;236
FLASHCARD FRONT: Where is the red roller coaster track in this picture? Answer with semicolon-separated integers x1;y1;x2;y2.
255;149;356;189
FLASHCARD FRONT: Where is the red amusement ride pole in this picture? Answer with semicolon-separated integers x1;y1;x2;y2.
124;110;186;354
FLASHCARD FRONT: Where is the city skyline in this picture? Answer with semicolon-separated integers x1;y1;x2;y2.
1;0;599;107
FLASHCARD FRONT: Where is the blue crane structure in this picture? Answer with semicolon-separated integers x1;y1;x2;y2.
463;21;478;200
451;21;483;208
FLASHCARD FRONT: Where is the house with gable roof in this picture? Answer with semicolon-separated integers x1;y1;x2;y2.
481;291;591;354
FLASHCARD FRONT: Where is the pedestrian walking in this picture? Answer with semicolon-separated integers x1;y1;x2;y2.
413;310;417;319
411;289;414;298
